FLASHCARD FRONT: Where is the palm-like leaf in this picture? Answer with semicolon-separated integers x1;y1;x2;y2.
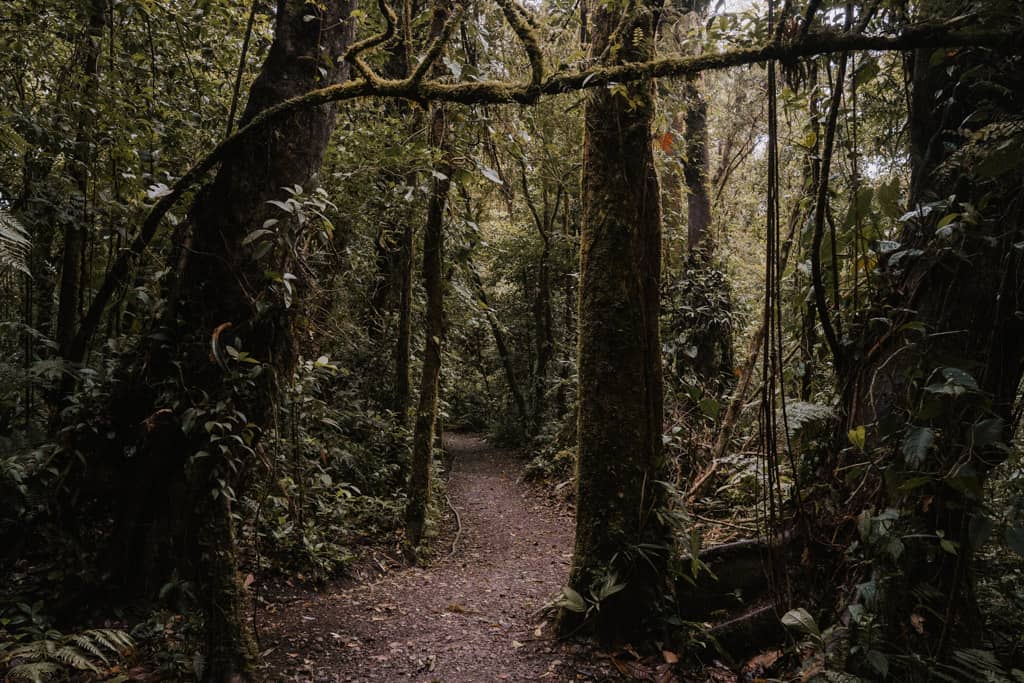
0;206;31;277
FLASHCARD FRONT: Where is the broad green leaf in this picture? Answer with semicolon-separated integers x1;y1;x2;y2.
556;586;587;613
866;650;889;678
902;426;934;468
479;166;503;185
781;607;819;637
970;418;1005;449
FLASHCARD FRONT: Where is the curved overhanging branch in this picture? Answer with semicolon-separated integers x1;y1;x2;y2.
343;0;400;83
68;25;1024;363
406;1;466;84
494;0;545;88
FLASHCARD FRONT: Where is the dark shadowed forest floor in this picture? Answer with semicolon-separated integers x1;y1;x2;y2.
259;434;640;682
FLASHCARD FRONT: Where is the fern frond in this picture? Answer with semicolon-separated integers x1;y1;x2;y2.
52;645;100;672
6;639;56;661
67;634;109;665
5;661;62;682
0;206;31;277
81;628;134;655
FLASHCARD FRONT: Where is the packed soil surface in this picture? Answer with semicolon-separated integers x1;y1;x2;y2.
258;433;633;682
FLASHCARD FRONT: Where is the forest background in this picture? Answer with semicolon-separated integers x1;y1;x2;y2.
0;0;1023;680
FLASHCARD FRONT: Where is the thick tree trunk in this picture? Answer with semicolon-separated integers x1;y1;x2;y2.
104;3;356;679
560;0;673;641
839;1;1024;663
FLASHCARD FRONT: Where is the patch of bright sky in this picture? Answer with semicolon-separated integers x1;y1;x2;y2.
722;0;758;12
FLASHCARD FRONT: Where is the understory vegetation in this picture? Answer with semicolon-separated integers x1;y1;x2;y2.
1;0;1023;680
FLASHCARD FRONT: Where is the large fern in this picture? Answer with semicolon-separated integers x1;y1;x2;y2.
0;206;31;277
2;628;134;681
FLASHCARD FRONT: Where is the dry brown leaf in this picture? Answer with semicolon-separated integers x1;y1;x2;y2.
660;132;674;153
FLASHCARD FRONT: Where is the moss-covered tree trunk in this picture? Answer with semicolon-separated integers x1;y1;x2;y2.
404;0;453;552
560;0;674;641
681;77;710;254
838;0;1024;663
104;2;356;679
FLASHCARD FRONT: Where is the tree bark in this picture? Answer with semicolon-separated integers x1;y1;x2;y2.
55;0;106;364
104;2;356;679
681;76;711;254
839;0;1024;662
404;0;453;552
560;0;674;641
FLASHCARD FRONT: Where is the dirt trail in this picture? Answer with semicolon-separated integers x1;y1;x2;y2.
262;433;623;682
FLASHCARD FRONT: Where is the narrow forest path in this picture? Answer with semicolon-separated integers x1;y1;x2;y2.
262;433;625;682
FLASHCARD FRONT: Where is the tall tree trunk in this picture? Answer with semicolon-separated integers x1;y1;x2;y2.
560;0;673;641
404;0;453;552
55;0;106;363
471;265;529;432
394;216;415;417
839;0;1024;664
682;76;711;254
520;168;559;435
105;3;356;679
532;238;553;433
555;204;577;419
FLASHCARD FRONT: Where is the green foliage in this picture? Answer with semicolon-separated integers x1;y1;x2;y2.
662;260;734;393
250;357;411;582
0;208;31;278
2;628;134;681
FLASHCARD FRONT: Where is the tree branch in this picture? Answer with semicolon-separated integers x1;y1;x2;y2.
68;25;1024;362
343;0;400;84
495;0;545;88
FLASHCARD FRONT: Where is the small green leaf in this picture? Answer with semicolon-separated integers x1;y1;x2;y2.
242;229;273;246
479;166;503;185
848;426;866;451
854;59;880;87
698;397;720;420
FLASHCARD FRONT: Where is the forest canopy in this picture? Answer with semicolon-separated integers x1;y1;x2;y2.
1;0;1023;681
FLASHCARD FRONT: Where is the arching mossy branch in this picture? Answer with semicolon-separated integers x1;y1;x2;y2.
343;0;399;83
495;0;545;88
407;1;466;84
69;24;1024;363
